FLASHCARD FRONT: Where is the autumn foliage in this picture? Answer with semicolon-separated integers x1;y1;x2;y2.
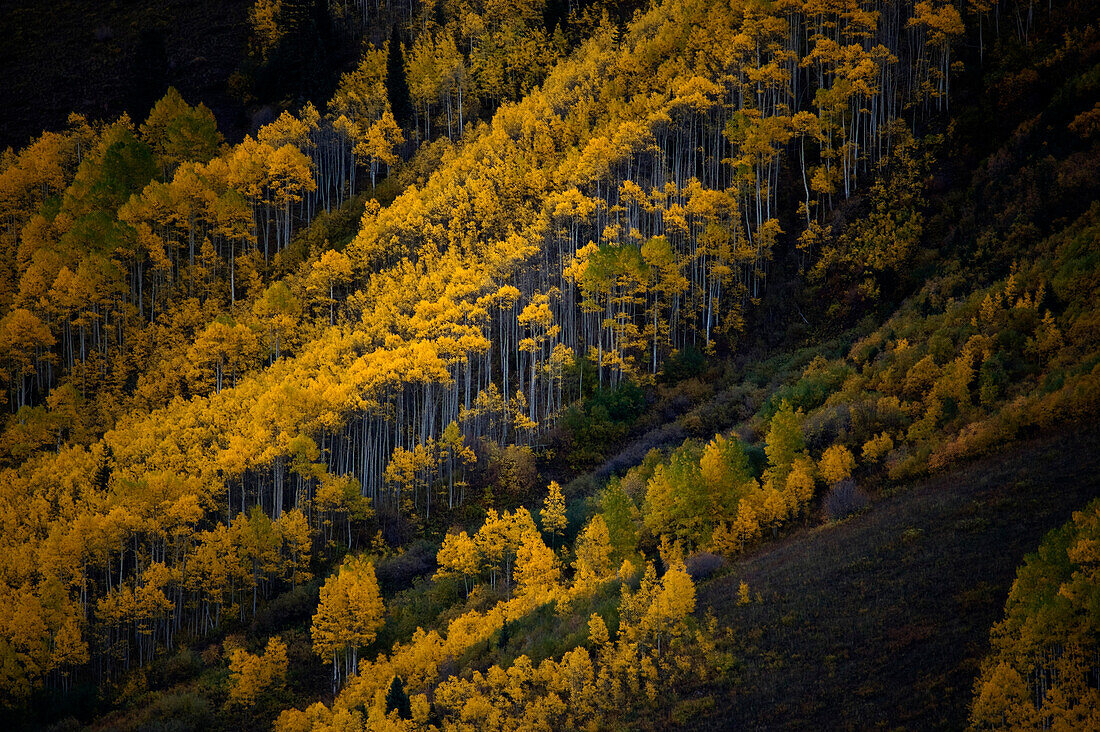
0;0;1096;729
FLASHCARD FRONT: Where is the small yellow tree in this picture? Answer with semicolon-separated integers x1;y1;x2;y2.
514;530;560;601
574;515;613;586
640;561;696;656
540;480;567;549
355;112;405;187
861;432;894;462
732;499;762;551
311;555;384;693
819;444;856;485
436;529;481;597
227;636;288;707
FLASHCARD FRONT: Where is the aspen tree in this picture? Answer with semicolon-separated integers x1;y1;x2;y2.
539;480;567;549
311;555;385;693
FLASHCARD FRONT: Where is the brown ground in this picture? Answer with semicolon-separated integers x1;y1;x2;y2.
688;427;1100;730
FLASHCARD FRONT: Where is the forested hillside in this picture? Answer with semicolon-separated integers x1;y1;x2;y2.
0;0;1097;729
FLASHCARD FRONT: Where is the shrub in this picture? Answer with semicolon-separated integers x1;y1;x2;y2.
253;581;321;633
824;479;869;521
157;647;201;685
375;540;437;593
562;380;647;467
683;383;759;437
596;422;685;478
134;692;212;732
685;552;726;581
659;346;706;383
802;403;853;451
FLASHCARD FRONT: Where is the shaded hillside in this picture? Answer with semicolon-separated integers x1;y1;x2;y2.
690;428;1100;729
0;0;251;149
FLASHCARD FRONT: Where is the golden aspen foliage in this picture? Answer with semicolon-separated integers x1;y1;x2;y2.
732;498;762;552
312;555;385;690
657;534;685;569
574;515;613;585
539;480;567;547
861;432;894;462
1;0;1094;722
970;661;1038;729
228;635;288;707
275;508;312;586
629;559;696;656
588;613;610;648
784;454;817;519
356;113;405;187
475;508;535;590
248;0;285;61
700;434;756;531
436;530;482;596
764;401;805;489
643;447;708;545
970;499;1100;729
761;485;789;538
514;529;560;601
819;444;856;485
332;45;389;125
305;249;353;325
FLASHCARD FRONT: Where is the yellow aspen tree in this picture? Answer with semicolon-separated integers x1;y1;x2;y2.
514;530;560;602
784;454;817;520
640;560;696;656
439;421;475;509
588;613;610;648
699;434;755;533
305;249;353;325
436;530;481;597
356;112;405;188
761;485;788;539
49;614;88;693
248;0;284;61
275;508;312;587
228;635;288;707
574;515;613;586
861;432;894;462
266;144;315;251
540;480;567;549
764;401;805;489
312;555;384;693
733;499;762;552
819;444;856;485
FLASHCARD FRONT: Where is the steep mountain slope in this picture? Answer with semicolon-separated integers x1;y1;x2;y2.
0;0;1097;729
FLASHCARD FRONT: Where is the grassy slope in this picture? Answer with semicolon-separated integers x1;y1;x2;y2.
688;427;1100;730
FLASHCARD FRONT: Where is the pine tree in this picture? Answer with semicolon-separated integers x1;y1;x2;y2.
386;27;413;130
384;675;412;720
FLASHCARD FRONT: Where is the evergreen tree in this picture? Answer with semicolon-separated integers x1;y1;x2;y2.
386;26;413;130
385;675;412;720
